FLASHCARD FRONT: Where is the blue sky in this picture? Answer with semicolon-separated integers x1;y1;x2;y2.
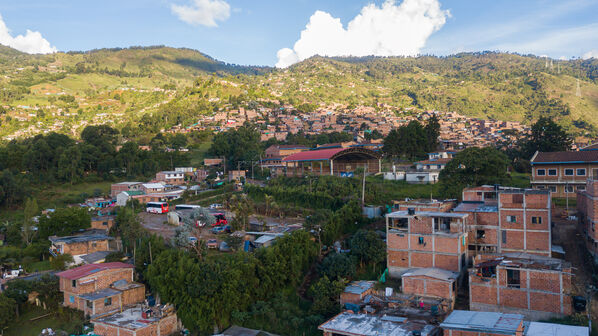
0;0;597;66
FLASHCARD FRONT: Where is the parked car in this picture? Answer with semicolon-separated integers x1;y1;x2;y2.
207;239;218;249
210;203;222;209
211;225;231;234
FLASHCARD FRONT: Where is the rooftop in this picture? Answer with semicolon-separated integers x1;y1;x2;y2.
531;151;598;164
78;288;120;301
386;210;468;219
475;253;571;271
319;312;436;336
440;310;523;334
282;148;345;162
49;232;114;244
92;306;172;330
525;322;589;336
141;183;164;189
344;281;375;295
56;262;134;280
80;251;113;264
453;202;498;213
402;268;458;281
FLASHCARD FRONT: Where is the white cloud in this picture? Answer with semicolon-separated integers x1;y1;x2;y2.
275;0;449;68
0;13;56;54
583;50;598;59
171;0;230;27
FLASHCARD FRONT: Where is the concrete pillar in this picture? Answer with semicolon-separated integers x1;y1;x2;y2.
330;160;334;176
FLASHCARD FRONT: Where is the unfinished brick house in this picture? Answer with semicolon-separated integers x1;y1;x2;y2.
469;253;573;320
401;268;458;308
386;210;469;277
49;231;117;261
91;216;115;231
57;262;145;317
393;199;455;213
92;305;178;336
578;178;598;261
339;281;375;305
454;186;552;258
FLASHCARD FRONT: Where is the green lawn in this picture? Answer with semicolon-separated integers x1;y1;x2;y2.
25;260;51;273
5;306;86;336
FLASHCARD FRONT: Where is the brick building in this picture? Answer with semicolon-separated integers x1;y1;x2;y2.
401;268;458;308
110;182;142;198
530;150;598;198
155;171;185;185
49;232;116;259
469;253;573;320
339;281;375;305
282;147;382;177
393;199;455;213
91;216;115;231
577;178;598;261
92;305;178;336
440;310;524;336
386;210;469;277
455;186;552;258
57;263;145;317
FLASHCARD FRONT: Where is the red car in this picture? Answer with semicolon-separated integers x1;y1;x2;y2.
212;213;228;226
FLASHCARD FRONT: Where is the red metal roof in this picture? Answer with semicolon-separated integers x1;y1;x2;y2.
56;262;134;280
282;148;345;162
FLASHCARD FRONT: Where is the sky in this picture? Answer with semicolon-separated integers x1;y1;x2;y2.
0;0;597;67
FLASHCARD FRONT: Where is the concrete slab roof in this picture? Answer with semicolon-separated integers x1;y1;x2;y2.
318;313;412;336
78;288;120;301
386;210;468;219
402;268;458;281
344;281;375;295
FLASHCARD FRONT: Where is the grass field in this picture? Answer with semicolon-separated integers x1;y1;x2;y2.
5;306;86;336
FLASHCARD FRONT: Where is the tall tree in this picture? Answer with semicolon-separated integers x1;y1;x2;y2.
439;147;510;199
21;198;38;246
350;230;385;273
521;117;572;159
38;207;91;239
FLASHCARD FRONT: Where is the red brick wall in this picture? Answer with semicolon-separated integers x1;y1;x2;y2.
59;239;110;256
403;276;454;301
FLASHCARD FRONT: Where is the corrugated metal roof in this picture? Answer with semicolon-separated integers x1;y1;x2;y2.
282;148;345;162
525;322;589;336
56;262;134;280
440;310;523;334
344;281;375;295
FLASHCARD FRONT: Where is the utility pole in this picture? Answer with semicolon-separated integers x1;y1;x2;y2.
362;164;367;205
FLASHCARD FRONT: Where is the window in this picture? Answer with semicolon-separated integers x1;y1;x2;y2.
565;169;574;176
502;231;507;244
433;217;451;233
392;218;408;229
549;186;557;193
536;185;546;189
72;280;77;288
531;216;542;224
104;297;112;306
102;221;108;226
91;242;97;248
69;295;75;303
536;169;546;176
565;185;574;193
87;300;93;309
578;185;586;191
507;269;521;288
548;169;557;176
507;215;517;223
577;169;586;176
418;237;425;245
476;230;486;239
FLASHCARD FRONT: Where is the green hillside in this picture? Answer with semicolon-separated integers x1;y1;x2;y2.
1;46;597;140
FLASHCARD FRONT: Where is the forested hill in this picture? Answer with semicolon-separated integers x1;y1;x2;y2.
1;45;598;139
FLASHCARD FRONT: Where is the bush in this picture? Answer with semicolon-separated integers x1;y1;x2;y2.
104;251;125;262
317;253;356;280
50;254;74;270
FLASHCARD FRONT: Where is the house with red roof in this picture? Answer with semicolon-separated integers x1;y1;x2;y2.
57;262;145;317
530;150;598;198
281;147;381;177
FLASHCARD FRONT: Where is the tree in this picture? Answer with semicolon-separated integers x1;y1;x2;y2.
173;207;215;258
308;276;345;316
208;122;262;169
229;194;254;231
350;230;385;273
439;147;510;199
318;253;356;280
520;117;572;159
113;207;142;253
50;253;74;270
22;197;38;246
0;293;16;325
38;207;91;239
